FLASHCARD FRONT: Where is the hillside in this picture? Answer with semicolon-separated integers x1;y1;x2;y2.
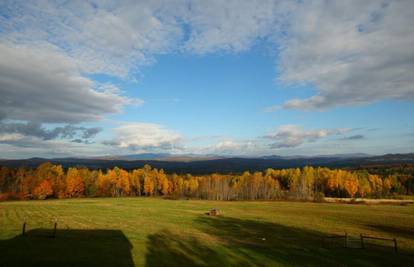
1;153;413;174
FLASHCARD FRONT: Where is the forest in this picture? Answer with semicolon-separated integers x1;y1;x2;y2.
0;163;413;201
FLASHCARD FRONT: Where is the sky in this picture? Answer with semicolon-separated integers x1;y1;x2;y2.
0;0;413;159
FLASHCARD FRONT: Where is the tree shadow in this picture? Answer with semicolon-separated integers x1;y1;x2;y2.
0;229;134;267
146;216;414;267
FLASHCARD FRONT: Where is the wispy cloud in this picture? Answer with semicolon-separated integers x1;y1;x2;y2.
0;122;101;141
341;134;365;141
265;125;351;148
181;0;293;54
263;105;281;113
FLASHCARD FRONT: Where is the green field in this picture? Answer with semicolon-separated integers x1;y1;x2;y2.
1;198;413;266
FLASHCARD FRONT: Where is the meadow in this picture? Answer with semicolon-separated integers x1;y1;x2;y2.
0;198;413;266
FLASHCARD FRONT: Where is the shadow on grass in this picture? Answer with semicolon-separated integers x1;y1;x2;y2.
0;229;134;267
146;216;414;267
364;224;414;239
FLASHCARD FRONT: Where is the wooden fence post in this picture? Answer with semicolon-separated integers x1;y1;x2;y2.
394;238;398;253
52;218;57;238
22;221;26;236
360;234;364;249
344;232;348;248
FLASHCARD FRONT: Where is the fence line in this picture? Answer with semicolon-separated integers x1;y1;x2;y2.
16;220;400;253
360;234;398;253
322;232;398;253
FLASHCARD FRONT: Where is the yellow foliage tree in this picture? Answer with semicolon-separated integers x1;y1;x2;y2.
66;168;84;198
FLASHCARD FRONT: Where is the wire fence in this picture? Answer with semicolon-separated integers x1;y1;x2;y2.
322;232;399;253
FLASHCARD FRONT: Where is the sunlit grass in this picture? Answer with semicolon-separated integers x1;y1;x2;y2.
1;198;413;266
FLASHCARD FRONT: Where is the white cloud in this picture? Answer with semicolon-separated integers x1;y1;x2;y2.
1;0;414;157
0;122;101;141
0;133;25;142
213;140;258;154
182;0;293;53
104;123;182;151
185;138;264;156
0;135;115;159
265;125;350;148
0;0;294;75
0;1;184;77
279;0;414;109
3;0;413;111
0;43;140;123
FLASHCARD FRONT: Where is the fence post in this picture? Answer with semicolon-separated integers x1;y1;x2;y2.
394;238;398;253
360;234;364;249
344;232;348;248
22;221;26;236
52;218;57;238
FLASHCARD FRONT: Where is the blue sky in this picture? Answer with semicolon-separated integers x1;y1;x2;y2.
0;0;413;158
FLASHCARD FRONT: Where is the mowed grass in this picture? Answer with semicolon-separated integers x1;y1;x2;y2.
1;198;413;266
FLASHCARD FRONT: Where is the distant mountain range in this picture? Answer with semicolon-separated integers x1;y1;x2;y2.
94;152;372;161
1;153;413;174
94;153;225;162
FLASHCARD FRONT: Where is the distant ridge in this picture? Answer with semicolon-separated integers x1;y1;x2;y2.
95;153;171;161
94;153;225;162
94;152;373;161
1;153;413;174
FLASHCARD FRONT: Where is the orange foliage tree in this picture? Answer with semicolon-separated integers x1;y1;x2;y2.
33;180;53;200
1;161;413;201
66;168;84;198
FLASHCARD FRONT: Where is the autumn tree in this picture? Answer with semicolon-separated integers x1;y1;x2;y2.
357;176;371;198
80;168;98;197
368;174;383;198
344;174;358;198
1;163;414;201
97;170;112;197
116;169;130;197
33;180;53;200
130;169;143;196
143;168;155;196
66;167;84;198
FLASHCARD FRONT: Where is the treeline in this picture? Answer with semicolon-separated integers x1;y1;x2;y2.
0;163;413;201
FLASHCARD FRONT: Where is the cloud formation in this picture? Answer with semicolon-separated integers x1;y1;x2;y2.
182;0;292;53
212;140;259;155
341;134;365;141
265;125;350;148
0;1;184;77
0;122;101;141
2;0;413;110
0;134;112;158
279;0;414;109
1;0;413;157
0;43;140;124
103;123;182;151
0;0;291;74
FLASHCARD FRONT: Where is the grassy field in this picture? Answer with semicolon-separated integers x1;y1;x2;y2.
0;198;413;266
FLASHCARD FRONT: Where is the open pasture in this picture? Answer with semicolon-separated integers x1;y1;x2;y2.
1;198;413;266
